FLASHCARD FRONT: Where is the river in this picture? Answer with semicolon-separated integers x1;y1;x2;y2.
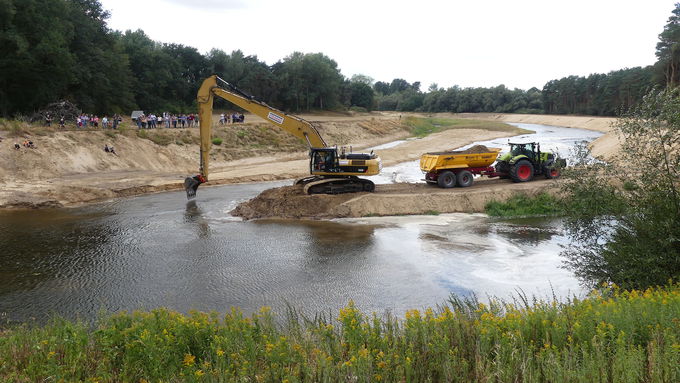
0;123;601;323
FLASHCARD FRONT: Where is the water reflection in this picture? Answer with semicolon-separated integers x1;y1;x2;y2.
184;200;210;239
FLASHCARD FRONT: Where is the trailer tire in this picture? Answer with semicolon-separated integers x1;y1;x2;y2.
437;171;456;188
457;170;474;187
510;160;534;182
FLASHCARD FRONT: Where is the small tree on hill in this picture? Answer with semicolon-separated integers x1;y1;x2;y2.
562;88;680;289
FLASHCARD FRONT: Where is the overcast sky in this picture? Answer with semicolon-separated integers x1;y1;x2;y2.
99;0;675;90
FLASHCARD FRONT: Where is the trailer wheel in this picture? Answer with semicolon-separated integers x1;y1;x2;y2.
457;170;474;187
437;171;456;188
510;160;534;182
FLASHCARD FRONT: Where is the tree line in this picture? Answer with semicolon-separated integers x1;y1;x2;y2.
1;0;678;118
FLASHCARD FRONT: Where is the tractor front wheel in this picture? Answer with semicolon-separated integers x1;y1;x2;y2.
510;160;534;183
544;166;560;179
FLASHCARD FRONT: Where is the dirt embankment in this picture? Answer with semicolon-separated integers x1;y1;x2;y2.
1;112;614;212
0;114;411;208
232;179;560;220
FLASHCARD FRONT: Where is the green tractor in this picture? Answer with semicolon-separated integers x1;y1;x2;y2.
494;142;566;182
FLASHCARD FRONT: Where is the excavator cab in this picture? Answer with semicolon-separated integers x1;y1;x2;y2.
311;148;337;172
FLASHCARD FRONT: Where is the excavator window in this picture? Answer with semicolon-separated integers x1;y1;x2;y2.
312;150;336;172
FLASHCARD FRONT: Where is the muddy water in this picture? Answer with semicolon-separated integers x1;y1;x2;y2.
0;123;597;323
0;188;580;323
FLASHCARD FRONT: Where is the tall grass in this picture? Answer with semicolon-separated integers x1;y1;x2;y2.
1;285;679;382
486;192;565;218
404;117;531;137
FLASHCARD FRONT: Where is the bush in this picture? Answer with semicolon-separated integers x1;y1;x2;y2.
212;137;223;145
562;89;680;289
485;193;564;218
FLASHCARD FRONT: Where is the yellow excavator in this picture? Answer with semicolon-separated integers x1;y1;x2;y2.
184;75;382;198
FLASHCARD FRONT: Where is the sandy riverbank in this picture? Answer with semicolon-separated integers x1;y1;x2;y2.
0;113;616;210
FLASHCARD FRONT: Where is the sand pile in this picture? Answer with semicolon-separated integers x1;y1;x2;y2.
426;144;495;156
460;144;493;153
230;185;358;220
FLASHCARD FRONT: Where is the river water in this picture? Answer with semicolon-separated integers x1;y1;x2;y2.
0;123;602;323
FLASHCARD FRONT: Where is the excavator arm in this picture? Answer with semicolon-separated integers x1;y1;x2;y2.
185;75;328;198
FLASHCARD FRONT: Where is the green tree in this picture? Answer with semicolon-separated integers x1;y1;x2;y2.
562;88;680;289
656;3;680;87
272;52;343;111
348;81;374;110
66;0;135;113
0;0;74;115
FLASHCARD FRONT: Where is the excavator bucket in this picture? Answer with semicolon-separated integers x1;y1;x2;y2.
184;175;205;199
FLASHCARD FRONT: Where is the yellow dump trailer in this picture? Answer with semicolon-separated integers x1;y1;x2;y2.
420;147;502;188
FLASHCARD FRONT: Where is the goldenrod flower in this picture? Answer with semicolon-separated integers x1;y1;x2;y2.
183;354;195;366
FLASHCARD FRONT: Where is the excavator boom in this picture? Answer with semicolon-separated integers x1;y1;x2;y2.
185;75;381;199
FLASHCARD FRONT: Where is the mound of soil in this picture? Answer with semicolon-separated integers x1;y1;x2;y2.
461;144;492;153
231;179;559;221
230;185;358;220
426;144;494;156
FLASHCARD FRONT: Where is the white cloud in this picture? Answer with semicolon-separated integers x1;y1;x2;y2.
100;0;676;90
158;0;247;10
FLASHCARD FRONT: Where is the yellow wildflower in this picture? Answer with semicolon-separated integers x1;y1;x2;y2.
183;354;196;366
195;369;204;377
216;349;224;357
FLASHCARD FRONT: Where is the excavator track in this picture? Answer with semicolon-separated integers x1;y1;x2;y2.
302;177;375;195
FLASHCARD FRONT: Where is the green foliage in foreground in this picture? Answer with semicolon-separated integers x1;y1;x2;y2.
1;285;679;382
403;116;528;137
561;88;680;290
485;192;565;218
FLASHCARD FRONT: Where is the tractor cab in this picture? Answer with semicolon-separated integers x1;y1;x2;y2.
509;142;541;163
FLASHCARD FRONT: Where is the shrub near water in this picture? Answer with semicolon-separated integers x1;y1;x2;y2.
485;192;565;217
1;285;679;382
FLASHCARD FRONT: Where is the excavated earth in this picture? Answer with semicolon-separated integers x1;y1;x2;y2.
231;179;561;220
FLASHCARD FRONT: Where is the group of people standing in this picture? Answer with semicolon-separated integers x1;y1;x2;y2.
219;113;245;125
76;114;123;129
135;113;198;129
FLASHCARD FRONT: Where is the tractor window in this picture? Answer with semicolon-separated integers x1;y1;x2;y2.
511;144;532;157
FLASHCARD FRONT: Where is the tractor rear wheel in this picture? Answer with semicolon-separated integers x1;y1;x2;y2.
510;160;534;183
457;170;474;187
437;171;456;188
